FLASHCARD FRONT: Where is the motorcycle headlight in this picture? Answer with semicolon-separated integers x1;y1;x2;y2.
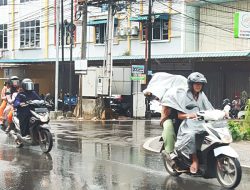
39;113;49;122
218;128;233;143
31;110;49;122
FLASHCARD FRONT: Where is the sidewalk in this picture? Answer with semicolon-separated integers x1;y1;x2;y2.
143;136;250;168
231;141;250;168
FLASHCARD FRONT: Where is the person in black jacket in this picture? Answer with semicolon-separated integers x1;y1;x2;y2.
14;78;41;139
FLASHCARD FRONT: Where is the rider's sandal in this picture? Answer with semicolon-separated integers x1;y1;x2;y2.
15;140;23;148
5;126;10;133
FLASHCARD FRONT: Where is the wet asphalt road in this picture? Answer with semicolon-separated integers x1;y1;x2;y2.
0;119;249;190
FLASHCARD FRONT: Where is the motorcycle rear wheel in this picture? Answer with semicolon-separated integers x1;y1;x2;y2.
162;153;181;177
39;129;53;153
216;155;242;189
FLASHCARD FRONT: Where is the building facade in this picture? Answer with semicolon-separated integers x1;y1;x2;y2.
0;0;250;107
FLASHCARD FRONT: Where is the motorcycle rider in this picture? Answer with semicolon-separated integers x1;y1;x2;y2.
13;78;41;140
175;72;214;174
0;81;11;125
161;106;182;163
3;76;20;132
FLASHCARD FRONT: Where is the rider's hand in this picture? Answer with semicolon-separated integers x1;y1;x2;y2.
186;113;197;119
20;102;26;107
224;111;231;119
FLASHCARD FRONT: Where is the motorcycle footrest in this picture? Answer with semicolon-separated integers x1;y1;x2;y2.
174;167;189;173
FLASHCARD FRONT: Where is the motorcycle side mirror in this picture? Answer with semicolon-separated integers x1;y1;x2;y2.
186;104;198;110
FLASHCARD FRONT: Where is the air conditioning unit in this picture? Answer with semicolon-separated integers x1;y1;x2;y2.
118;27;127;36
131;26;139;36
126;27;131;35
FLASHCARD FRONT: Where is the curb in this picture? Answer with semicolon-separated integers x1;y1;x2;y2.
242;165;250;169
143;136;161;153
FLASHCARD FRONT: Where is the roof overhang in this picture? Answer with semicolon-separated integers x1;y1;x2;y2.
85;0;136;7
0;58;57;67
186;0;235;7
87;51;250;61
0;51;249;66
87;18;118;26
130;13;169;22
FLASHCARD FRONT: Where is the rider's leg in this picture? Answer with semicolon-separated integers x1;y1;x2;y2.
162;119;176;153
5;110;13;132
0;100;7;124
190;153;199;174
18;114;30;137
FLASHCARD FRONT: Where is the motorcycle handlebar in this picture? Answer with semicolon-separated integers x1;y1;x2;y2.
20;100;52;108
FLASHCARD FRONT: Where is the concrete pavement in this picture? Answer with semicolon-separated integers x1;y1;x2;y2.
143;135;250;169
230;141;250;168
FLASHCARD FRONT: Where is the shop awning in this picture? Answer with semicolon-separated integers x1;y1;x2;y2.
130;13;169;22
87;18;118;26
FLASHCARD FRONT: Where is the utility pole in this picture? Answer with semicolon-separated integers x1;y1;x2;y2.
68;0;74;114
145;0;152;119
61;0;65;111
106;0;114;97
55;0;60;111
79;1;88;118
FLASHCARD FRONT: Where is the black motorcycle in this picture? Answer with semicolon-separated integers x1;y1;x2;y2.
107;95;132;117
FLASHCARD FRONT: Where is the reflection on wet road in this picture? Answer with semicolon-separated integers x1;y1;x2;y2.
0;120;249;189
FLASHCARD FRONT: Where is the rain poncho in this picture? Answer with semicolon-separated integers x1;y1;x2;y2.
144;72;214;157
173;90;214;157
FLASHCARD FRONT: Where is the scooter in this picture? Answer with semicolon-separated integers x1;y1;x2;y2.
162;109;242;189
7;99;53;153
109;95;132;117
222;98;246;119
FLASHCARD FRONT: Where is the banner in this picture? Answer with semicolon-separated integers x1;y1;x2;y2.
234;12;250;38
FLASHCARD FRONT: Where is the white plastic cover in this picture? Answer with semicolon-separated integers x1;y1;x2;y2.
198;110;225;121
143;72;188;102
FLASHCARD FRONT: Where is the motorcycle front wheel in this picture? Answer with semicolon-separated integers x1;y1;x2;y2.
216;155;242;189
39;129;53;153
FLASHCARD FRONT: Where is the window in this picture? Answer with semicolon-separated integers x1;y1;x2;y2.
95;23;106;44
142;18;169;41
95;24;118;44
20;20;40;48
0;0;7;6
58;23;73;46
0;24;7;49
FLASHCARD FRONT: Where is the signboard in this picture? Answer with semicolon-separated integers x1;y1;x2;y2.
75;59;88;75
234;12;250;38
132;65;144;74
130;76;145;81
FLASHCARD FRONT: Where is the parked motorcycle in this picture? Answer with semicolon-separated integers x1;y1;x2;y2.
162;109;242;189
44;93;77;112
222;98;246;119
7;99;53;153
109;95;132;117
